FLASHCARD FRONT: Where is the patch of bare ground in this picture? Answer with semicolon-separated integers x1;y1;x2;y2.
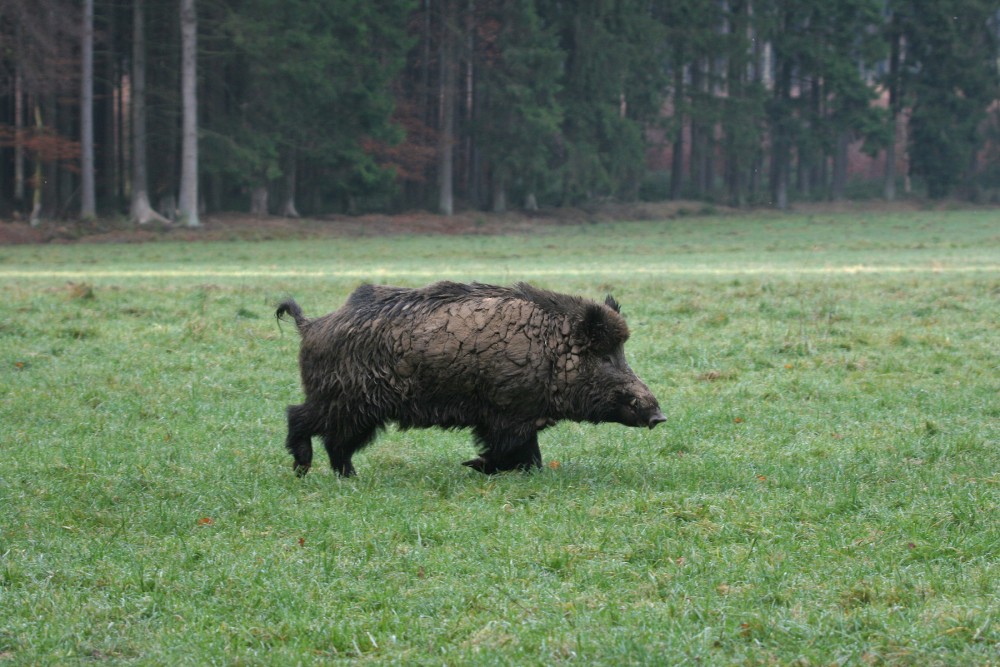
0;202;714;245
0;198;988;245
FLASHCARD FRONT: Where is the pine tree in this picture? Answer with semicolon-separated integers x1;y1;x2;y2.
539;0;665;203
899;0;998;198
476;0;563;211
203;0;412;214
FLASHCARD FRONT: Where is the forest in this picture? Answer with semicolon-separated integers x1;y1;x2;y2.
0;0;998;225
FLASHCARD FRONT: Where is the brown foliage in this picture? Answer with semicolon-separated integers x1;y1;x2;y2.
363;101;439;184
0;126;81;171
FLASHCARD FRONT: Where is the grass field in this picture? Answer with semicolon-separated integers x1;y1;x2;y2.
1;209;998;665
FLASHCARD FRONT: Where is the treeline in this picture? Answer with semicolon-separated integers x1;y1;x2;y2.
1;0;998;224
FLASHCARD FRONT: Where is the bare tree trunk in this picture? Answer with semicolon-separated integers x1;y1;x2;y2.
30;105;44;226
130;0;169;225
98;7;118;213
770;53;792;210
178;0;200;227
884;119;897;202
831;131;849;201
772;154;788;210
279;158;300;218
250;184;269;216
690;59;706;197
437;0;456;216
14;67;25;206
670;61;685;200
883;20;901;202
80;0;96;219
463;0;476;204
901;119;911;195
491;171;506;212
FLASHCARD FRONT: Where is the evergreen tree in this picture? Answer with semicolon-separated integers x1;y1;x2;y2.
899;0;998;198
475;0;563;210
205;0;413;214
539;0;665;203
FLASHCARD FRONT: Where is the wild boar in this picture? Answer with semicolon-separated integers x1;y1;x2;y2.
276;281;664;476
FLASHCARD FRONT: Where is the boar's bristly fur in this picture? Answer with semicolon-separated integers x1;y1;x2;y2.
277;281;664;477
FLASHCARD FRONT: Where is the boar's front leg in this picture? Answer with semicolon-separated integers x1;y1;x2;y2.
464;425;542;474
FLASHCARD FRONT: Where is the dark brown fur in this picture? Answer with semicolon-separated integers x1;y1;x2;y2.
277;281;664;476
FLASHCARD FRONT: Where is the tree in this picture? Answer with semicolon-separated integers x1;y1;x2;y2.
0;0;79;220
437;0;457;215
130;0;168;224
475;0;563;211
178;0;200;226
900;0;998;198
882;6;903;201
539;0;665;203
80;0;96;219
758;0;885;207
720;0;766;206
202;0;412;215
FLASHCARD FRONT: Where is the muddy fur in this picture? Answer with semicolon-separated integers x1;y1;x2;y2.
277;281;664;477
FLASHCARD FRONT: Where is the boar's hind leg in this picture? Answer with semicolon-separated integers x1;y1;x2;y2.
286;404;317;477
464;426;542;474
322;424;377;478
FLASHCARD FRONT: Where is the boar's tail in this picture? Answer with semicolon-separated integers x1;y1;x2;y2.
276;298;308;331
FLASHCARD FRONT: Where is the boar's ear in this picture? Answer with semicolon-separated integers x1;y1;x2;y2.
580;302;630;353
604;294;621;313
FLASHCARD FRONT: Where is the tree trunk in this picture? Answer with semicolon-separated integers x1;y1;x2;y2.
883;21;901;202
250;184;269;216
831;131;848;201
130;0;169;225
80;0;96;219
98;5;118;213
669;61;685;200
770;53;792;210
437;4;456;216
690;59;705;197
463;0;476;204
279;159;300;218
703;57;717;197
13;67;24;206
178;0;200;227
158;193;177;221
772;154;788;210
30;105;44;226
725;0;748;208
884;120;897;202
491;171;506;213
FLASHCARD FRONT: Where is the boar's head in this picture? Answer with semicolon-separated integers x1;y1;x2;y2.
569;295;666;429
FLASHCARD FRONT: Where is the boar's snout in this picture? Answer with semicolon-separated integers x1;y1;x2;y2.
647;410;667;429
612;385;665;430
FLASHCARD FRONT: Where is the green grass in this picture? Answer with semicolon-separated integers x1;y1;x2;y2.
0;209;997;664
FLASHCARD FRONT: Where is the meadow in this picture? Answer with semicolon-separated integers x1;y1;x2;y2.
0;209;997;665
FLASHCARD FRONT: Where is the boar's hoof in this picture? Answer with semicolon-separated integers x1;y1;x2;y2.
335;462;357;478
462;456;493;474
293;462;311;477
462;456;542;475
